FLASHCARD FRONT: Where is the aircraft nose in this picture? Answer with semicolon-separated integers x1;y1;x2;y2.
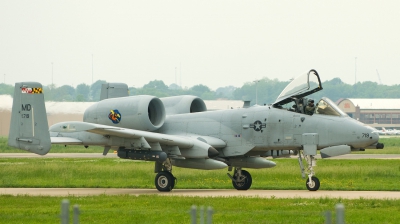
371;131;379;143
352;125;381;149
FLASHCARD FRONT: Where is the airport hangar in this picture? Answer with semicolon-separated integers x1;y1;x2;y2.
336;98;400;129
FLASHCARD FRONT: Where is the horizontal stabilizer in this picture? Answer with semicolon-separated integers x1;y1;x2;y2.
50;137;83;145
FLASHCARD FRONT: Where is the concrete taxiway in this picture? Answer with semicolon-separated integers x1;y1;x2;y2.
1;188;400;199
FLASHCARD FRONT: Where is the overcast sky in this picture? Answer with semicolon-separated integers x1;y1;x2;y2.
1;1;399;90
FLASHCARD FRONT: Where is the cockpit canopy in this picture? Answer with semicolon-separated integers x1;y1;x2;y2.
273;69;322;107
272;70;347;117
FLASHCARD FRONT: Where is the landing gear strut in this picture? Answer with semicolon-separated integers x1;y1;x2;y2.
227;167;252;190
298;151;320;191
154;159;176;192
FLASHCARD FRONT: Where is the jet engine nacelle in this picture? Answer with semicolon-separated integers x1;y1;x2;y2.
228;157;276;169
171;158;227;170
160;95;207;115
320;145;351;158
83;95;165;131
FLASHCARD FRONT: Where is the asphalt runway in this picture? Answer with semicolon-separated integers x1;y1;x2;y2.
2;188;400;199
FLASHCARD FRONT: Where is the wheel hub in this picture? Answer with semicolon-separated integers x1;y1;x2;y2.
158;176;168;188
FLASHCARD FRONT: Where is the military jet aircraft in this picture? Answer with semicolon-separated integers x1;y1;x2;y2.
8;70;383;192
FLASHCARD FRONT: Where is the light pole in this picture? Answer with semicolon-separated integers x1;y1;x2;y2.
253;80;260;105
51;62;54;87
354;57;357;84
92;54;93;85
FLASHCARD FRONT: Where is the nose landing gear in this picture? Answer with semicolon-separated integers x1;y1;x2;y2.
298;151;320;191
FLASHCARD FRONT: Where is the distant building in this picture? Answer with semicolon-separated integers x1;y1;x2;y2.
336;98;400;128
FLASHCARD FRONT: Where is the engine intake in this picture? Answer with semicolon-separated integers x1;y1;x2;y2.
161;95;207;115
83;95;165;131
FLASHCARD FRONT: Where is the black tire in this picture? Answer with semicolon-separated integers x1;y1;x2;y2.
232;170;252;190
155;171;174;192
306;176;320;191
171;175;177;189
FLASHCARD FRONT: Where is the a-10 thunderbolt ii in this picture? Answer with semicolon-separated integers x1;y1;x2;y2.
8;70;384;192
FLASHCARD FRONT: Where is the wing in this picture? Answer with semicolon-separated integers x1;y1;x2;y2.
50;121;226;159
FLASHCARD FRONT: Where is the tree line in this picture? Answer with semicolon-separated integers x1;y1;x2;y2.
1;78;399;105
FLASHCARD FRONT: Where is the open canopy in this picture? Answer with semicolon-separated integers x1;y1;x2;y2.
273;69;322;106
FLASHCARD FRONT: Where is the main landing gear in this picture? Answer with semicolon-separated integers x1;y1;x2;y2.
298;151;320;191
154;159;176;192
227;167;253;190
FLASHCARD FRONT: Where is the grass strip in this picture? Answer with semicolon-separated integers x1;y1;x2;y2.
1;158;400;191
0;194;399;224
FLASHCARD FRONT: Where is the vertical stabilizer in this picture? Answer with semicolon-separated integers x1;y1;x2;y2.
100;83;129;100
8;82;51;155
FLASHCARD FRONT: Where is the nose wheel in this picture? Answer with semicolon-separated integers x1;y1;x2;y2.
306;176;320;191
298;151;320;191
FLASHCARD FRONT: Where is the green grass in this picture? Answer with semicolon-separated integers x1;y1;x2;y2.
1;136;400;223
0;195;400;223
1;157;400;191
1;137;400;224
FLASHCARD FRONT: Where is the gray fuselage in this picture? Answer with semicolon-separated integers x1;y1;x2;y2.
158;105;378;157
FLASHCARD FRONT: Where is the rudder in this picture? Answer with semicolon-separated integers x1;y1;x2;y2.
99;83;129;100
8;82;51;155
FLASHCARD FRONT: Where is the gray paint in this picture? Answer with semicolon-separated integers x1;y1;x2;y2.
7;71;383;191
8;82;51;155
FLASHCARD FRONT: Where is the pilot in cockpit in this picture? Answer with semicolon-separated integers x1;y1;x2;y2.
305;99;316;115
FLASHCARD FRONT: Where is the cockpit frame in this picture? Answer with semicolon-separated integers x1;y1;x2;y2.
273;69;323;107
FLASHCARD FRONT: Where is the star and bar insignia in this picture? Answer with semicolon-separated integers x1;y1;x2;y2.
249;120;266;132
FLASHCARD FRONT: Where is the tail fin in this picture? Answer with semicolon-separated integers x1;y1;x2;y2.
8;82;51;155
100;83;129;100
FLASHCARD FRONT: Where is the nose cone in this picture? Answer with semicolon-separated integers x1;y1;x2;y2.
371;131;379;143
346;122;381;149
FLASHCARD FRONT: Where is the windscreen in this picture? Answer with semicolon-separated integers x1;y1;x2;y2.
315;97;347;116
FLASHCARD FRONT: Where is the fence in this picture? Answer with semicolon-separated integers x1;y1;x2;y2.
59;200;345;224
